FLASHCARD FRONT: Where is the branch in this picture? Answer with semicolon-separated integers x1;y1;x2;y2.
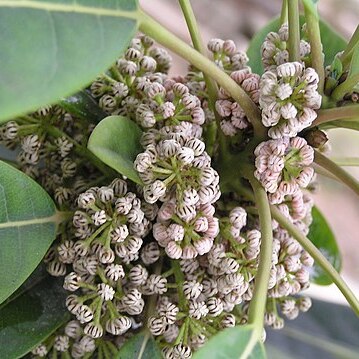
288;0;300;62
330;157;359;167
271;205;359;317
247;177;274;331
280;0;288;24
138;10;266;137
178;0;224;154
314;150;359;196
303;2;325;94
311;105;359;127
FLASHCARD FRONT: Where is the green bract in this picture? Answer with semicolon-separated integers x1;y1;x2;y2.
88;115;143;184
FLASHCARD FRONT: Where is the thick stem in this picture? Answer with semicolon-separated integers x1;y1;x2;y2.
288;0;301;62
280;0;288;24
303;3;325;94
314;150;359;196
271;205;359;317
311;105;359;127
247;177;273;331
331;73;359;101
138;10;265;137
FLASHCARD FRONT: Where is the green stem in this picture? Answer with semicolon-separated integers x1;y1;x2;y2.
170;259;186;310
303;2;325;94
311;105;359;127
314;150;359;196
288;0;300;62
331;73;359;101
271;205;359;317
280;0;288;24
178;0;223;154
247;177;273;331
330;157;359;166
178;0;218;110
138;10;265;137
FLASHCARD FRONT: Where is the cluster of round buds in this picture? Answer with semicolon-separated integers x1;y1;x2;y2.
207;38;249;73
0;106;97;208
135;120;220;258
259;61;321;138
90;35;172;119
216;68;260;136
43;179;161;355
134;80;206;129
71;178;152;263
261;23;311;71
254;136;314;201
30;320;120;358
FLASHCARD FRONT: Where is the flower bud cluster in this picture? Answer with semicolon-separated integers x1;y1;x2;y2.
261;23;311;71
216;67;260;136
0;105;97;207
135;119;220;258
2;32;325;358
259;61;321;138
90;35;172;120
207;38;249;73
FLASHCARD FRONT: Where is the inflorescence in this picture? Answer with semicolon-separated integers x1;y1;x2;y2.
2;24;342;358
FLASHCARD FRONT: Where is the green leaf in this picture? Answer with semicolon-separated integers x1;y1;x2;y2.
88;116;143;184
193;325;266;359
0;0;139;123
0;160;59;304
116;332;161;359
247;17;347;75
348;46;359;78
0;269;69;359
308;206;341;285
59;90;107;123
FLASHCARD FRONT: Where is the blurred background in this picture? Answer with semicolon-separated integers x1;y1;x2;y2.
139;1;359;357
140;0;359;300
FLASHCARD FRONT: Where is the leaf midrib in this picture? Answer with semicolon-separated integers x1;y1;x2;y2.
0;213;60;229
0;0;140;19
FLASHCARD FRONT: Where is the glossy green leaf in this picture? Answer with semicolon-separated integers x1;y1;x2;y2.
247;17;346;75
0;160;59;304
348;46;359;78
0;269;69;359
116;332;161;359
0;0;139;123
88;116;143;184
308;206;341;285
193;325;266;359
59;90;107;123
